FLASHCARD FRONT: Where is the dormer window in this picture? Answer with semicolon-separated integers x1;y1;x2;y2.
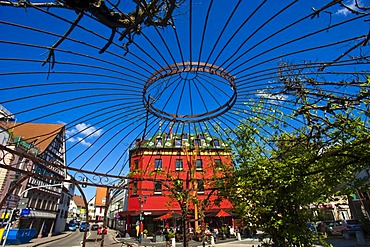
164;133;171;140
194;139;201;147
156;137;163;146
212;139;220;147
135;139;142;148
175;138;182;147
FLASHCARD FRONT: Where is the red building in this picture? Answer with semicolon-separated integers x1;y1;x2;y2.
125;132;234;236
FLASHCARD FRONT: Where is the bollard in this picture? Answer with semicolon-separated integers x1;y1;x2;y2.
237;232;242;241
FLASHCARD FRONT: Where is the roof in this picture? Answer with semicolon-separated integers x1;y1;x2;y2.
95;187;108;207
2;122;64;153
73;195;85;208
132;133;230;150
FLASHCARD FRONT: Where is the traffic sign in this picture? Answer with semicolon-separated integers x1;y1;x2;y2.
20;208;31;217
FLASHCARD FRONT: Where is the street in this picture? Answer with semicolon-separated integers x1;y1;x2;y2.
39;231;118;247
11;229;370;247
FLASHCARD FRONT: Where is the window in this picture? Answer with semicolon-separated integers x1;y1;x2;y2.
155;159;162;170
135;139;142;148
197;181;204;193
154;181;162;194
174;138;182;147
156;137;163;146
199;133;205;140
165;133;171;139
182;133;188;139
215;159;222;168
133;181;138;195
134;159;139;170
176;159;183;170
194;139;201;147
212;139;220;147
196;159;203;170
102;198;106;204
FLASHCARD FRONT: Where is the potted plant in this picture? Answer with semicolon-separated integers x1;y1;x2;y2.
167;229;176;247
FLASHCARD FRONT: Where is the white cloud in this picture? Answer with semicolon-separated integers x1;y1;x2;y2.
75;123;103;138
65;123;102;146
257;91;288;104
77;137;91;147
67;137;77;143
336;0;362;16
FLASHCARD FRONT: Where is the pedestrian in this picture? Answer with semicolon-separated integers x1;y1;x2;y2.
136;224;140;240
213;228;218;243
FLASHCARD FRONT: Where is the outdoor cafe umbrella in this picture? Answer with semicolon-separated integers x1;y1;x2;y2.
154;211;182;221
215;209;232;218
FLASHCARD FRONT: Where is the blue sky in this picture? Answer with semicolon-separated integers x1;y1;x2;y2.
1;0;369;200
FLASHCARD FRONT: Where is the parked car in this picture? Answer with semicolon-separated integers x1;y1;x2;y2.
79;221;90;232
97;226;107;235
340;219;362;236
91;224;99;231
326;219;362;236
68;223;77;231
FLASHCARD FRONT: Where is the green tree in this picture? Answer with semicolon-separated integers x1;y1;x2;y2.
221;71;370;246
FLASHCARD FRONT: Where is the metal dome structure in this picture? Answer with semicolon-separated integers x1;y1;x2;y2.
0;0;369;245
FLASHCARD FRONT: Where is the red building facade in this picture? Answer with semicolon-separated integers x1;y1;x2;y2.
125;132;234;235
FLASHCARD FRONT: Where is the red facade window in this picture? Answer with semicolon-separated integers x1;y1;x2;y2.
196;159;203;170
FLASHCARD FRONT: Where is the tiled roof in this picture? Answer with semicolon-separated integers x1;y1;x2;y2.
95;187;108;207
2;122;64;153
73;195;85;207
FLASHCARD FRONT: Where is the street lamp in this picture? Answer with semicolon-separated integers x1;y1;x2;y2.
138;195;147;244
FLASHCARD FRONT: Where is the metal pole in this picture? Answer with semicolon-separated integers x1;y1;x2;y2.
2;208;15;247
